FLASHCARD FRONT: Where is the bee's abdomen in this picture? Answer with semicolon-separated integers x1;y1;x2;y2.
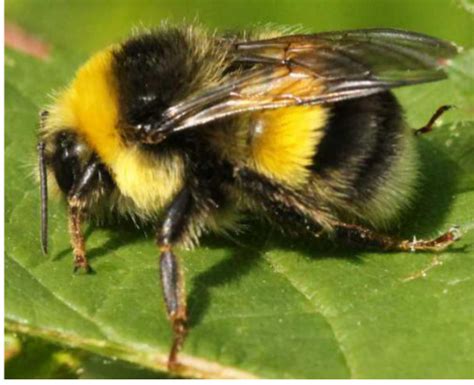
311;92;418;228
313;92;403;196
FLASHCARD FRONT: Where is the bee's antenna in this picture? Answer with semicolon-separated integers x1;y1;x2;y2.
38;141;48;254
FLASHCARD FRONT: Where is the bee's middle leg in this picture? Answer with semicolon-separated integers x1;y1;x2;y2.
157;187;195;371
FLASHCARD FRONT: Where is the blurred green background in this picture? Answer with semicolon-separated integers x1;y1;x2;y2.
6;0;474;57
5;0;474;379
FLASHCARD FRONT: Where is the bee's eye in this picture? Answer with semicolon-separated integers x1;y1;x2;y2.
52;132;84;194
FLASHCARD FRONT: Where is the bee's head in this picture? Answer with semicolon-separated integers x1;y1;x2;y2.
41;130;91;196
38;110;114;254
36;45;123;256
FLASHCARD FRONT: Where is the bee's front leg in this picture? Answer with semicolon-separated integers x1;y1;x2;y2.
156;187;194;371
67;157;102;274
68;198;90;273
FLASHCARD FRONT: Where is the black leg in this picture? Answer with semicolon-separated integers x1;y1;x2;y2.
235;167;461;252
156;187;195;371
160;247;187;371
415;105;452;136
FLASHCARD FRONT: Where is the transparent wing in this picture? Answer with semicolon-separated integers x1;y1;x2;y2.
152;28;459;137
236;28;458;82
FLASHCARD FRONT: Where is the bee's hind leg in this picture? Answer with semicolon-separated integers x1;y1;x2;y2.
234;166;461;253
414;105;453;136
332;222;461;252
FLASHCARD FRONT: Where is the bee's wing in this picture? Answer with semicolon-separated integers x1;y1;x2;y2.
156;29;459;135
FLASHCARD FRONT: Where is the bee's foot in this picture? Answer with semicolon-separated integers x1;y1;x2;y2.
434;226;462;249
73;260;93;274
167;316;187;373
407;226;462;252
167;357;185;374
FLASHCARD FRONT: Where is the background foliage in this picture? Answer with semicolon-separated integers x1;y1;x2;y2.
5;0;474;379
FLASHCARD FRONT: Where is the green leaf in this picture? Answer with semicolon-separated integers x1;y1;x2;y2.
5;0;474;379
4;333;21;363
5;334;171;379
5;336;80;379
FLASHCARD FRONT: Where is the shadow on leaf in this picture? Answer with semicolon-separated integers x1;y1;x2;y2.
53;221;151;263
186;235;262;329
397;135;460;237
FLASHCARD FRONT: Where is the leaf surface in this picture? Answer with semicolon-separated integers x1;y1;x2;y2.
5;1;474;378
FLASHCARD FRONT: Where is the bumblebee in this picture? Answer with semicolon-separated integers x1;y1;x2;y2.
38;24;461;370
